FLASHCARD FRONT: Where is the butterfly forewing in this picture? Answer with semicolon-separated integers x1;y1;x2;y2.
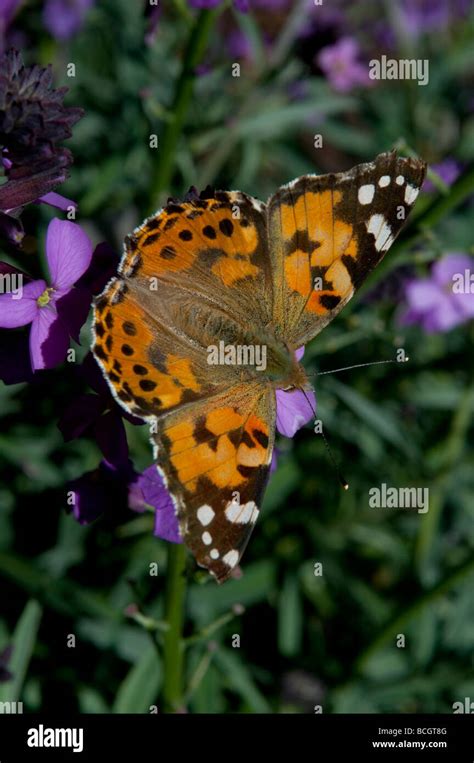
267;151;427;347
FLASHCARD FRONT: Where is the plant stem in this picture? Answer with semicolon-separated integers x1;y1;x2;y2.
148;8;220;213
414;383;474;579
162;543;187;713
184;609;239;647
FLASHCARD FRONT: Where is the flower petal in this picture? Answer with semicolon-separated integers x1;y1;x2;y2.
0;168;68;212
94;410;130;469
58;393;104;441
29;305;70;370
75;241;119;296
405;279;442;311
276;387;316;437
432;253;474;286
43;0;95;41
46;218;93;290
0;279;45;327
55;285;93;342
422;301;464;333
0;330;34;384
454;290;474;319
68;468;108;525
134;465;182;543
295;346;305;361
38;191;77;211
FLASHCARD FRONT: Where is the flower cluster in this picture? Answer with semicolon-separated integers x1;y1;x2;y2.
401;253;474;333
0;50;83;215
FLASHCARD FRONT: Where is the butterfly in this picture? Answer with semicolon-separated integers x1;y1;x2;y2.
92;150;426;583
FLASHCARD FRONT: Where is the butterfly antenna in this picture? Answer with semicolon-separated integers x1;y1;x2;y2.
301;389;349;491
308;358;408;377
320;427;349;490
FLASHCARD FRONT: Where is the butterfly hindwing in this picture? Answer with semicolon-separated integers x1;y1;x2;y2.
151;384;275;582
267;151;427;347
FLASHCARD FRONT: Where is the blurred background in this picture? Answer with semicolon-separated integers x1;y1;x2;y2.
0;0;473;714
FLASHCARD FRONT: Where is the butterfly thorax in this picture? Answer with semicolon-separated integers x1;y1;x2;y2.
156;295;306;390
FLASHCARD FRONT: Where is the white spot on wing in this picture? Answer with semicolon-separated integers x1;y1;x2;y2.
222;550;239;568
395;175;404;185
210;549;219;559
197;505;215;526
379;175;390;187
366;214;393;252
202;531;212;545
358;184;375;205
404;184;419;204
225;500;259;524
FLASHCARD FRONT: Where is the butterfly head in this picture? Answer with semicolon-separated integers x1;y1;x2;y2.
276;357;310;394
264;337;310;393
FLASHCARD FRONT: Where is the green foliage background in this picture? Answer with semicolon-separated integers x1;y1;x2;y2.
0;0;473;713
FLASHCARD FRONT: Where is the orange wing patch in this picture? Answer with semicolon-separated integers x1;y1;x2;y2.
93;282;210;419
124;192;264;287
268;152;426;346
154;388;275;582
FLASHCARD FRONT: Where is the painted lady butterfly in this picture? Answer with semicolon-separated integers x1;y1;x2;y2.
92;150;426;582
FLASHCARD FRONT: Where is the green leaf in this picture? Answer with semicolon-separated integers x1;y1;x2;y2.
235;98;354;140
213;648;271;713
0;600;42;703
112;644;162;713
78;687;110;713
278;574;302;657
263;457;300;514
330;379;414;455
188;560;275;625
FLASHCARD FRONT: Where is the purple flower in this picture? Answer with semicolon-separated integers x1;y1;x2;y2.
188;0;249;10
0;1;23;54
423;159;461;193
400;253;474;333
43;0;95;41
227;28;253;60
276;346;316;437
188;0;221;7
0;0;23;33
0;210;23;245
144;2;161;46
0;50;83;211
252;0;291;8
68;459;135;525
59;351;143;469
130;466;182;544
399;0;470;36
0;218;92;370
317;37;371;93
276;387;316;437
